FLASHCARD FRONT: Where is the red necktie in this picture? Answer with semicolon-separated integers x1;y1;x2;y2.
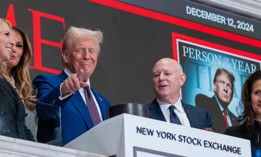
84;86;101;126
223;110;229;127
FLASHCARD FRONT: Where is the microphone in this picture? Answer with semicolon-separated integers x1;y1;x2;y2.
20;97;57;107
20;98;62;145
20;97;61;119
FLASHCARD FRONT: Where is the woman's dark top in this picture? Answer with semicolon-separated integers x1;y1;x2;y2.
0;77;34;141
225;120;261;149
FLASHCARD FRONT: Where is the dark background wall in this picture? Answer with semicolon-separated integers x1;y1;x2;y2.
0;0;260;106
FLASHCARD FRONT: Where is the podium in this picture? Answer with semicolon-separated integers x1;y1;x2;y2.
65;114;251;157
0;135;105;157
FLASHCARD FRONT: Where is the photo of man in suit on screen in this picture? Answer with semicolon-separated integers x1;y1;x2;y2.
195;68;239;133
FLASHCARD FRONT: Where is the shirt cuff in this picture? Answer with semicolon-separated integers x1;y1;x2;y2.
58;82;74;100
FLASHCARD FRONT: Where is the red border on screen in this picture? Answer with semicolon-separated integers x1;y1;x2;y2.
89;0;261;49
172;32;261;62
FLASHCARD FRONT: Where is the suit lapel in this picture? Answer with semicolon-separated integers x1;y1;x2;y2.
149;99;166;121
228;110;239;125
182;102;198;128
57;71;68;83
0;77;26;128
57;71;95;128
92;88;107;120
71;91;94;128
0;77;20;100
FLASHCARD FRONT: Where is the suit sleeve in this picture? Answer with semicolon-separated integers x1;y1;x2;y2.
33;74;63;106
33;75;62;143
33;74;67;121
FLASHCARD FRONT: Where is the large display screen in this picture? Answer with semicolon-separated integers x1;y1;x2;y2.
0;0;260;146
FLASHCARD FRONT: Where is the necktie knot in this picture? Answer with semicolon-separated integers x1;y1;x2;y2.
169;105;181;125
169;105;176;111
84;86;92;99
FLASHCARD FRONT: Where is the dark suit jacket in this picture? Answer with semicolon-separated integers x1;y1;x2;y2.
33;71;111;146
147;99;213;129
196;94;239;133
0;77;34;141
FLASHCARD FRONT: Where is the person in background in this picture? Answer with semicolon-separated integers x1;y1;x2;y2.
0;18;34;141
196;68;238;133
33;26;111;146
225;70;261;149
0;26;38;141
147;58;213;131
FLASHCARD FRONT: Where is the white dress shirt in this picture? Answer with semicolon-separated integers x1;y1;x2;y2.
157;98;191;127
59;68;103;120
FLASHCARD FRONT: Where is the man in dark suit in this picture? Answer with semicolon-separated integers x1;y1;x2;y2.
33;26;111;146
147;58;213;131
196;68;238;133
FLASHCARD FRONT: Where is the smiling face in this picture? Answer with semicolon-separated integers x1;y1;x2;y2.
214;73;233;106
251;79;261;120
62;37;99;77
152;58;186;104
6;30;24;71
0;22;12;62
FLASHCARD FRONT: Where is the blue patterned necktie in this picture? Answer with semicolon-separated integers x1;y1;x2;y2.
169;105;181;125
84;86;101;126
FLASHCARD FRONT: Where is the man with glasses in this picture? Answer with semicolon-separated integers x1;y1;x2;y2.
196;68;238;133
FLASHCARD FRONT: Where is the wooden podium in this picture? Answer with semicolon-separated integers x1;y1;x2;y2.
65;114;251;157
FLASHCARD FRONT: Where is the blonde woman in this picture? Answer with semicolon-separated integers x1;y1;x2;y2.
0;26;37;140
0;18;12;61
0;19;34;141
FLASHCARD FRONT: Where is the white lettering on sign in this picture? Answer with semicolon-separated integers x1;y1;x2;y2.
186;5;255;33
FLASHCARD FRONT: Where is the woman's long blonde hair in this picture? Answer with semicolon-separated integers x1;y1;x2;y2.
0;26;37;110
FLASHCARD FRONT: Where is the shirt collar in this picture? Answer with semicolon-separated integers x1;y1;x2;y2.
157;98;184;113
214;95;225;112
